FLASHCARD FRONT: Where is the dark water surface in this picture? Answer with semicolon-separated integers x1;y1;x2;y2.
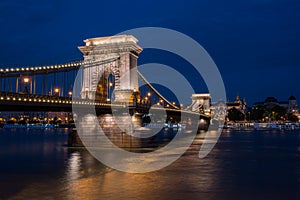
1;128;300;200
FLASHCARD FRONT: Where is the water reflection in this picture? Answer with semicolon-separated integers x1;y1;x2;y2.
66;152;81;181
1;129;300;199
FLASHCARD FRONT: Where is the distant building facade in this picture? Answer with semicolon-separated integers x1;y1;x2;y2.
253;96;299;114
227;96;247;114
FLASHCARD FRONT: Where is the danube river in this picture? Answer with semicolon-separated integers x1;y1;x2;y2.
1;128;300;199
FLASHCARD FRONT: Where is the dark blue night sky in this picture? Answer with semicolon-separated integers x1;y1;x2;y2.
0;0;299;105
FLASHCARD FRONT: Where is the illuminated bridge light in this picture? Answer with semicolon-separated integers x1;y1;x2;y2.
18;98;21;101
43;100;46;102
24;98;27;101
12;98;16;101
38;99;41;102
29;99;32;102
51;100;54;103
50;66;54;69
6;97;10;100
16;68;19;71
0;97;3;100
38;67;42;70
26;68;29;71
5;69;9;72
34;99;37;102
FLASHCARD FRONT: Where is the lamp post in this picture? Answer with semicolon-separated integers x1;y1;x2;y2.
23;77;31;94
248;112;251;122
107;82;113;101
133;88;138;105
54;88;60;96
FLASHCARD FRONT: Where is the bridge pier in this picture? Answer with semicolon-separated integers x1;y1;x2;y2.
131;112;143;128
113;89;134;103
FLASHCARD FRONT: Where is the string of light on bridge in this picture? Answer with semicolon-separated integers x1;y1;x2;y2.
0;56;183;112
0;57;119;75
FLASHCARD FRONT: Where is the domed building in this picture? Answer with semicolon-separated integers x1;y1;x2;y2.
263;97;279;108
288;96;299;114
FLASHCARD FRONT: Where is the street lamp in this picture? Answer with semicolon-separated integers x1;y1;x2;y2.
248;112;251;122
147;92;151;97
68;91;72;97
108;82;114;101
54;88;60;96
23;77;31;94
23;77;30;83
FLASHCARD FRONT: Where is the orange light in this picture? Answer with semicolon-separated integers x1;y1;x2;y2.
68;91;72;96
147;92;151;97
23;77;30;83
54;88;60;93
109;82;113;87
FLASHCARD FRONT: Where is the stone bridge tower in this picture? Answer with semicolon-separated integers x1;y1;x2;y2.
78;35;142;102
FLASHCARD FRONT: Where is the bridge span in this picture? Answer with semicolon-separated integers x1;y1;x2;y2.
0;34;211;131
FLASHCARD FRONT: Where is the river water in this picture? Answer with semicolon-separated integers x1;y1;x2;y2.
1;128;300;200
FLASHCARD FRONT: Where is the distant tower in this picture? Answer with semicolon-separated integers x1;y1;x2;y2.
191;94;211;115
288;96;299;114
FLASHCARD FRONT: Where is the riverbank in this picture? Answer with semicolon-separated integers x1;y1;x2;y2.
223;122;300;131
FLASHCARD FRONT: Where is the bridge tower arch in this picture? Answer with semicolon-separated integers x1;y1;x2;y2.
78;35;142;103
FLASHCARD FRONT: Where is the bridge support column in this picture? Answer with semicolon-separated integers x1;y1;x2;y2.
114;89;134;103
78;35;142;102
131;112;143;128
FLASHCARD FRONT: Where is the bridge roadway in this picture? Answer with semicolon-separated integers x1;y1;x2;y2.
0;91;209;123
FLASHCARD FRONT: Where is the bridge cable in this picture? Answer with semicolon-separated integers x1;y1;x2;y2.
137;70;179;110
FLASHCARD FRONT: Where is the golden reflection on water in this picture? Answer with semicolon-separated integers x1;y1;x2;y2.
60;135;222;200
